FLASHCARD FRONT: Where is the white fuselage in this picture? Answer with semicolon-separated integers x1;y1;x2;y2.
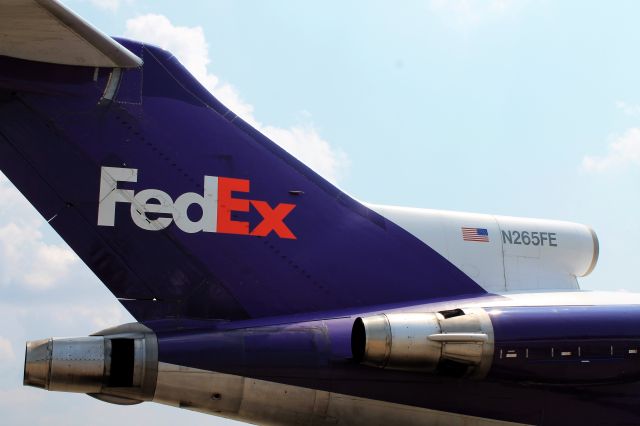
368;204;598;293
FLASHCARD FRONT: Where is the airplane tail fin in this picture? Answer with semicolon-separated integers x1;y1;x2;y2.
0;31;485;321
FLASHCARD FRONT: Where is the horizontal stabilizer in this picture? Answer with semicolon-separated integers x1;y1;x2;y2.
0;0;141;68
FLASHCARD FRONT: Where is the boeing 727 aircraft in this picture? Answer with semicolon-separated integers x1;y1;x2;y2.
2;1;640;425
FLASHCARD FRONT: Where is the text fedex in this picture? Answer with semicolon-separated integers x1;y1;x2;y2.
97;167;296;239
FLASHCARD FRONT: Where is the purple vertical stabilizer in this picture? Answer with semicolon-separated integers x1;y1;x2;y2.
0;39;485;321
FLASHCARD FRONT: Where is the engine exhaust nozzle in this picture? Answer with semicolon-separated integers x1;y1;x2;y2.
24;336;106;393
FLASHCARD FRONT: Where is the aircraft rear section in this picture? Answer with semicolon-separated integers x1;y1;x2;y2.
0;9;638;423
23;304;640;425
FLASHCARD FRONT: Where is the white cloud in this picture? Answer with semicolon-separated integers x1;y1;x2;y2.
124;15;219;90
616;101;640;117
0;223;77;290
50;304;129;331
582;128;640;172
428;0;525;30
0;174;77;290
0;175;35;220
0;337;15;362
125;14;348;183
89;0;130;12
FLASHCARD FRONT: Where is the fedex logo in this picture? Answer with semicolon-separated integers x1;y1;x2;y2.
97;166;296;239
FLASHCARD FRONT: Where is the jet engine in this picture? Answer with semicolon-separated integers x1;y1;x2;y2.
352;305;640;384
351;308;494;379
23;323;157;404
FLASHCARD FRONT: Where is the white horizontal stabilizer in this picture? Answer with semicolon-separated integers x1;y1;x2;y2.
0;0;141;67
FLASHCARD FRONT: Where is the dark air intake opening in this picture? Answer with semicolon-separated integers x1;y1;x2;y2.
109;339;134;387
439;308;465;319
351;318;366;362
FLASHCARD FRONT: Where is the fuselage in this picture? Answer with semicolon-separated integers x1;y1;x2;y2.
24;290;640;425
1;3;638;424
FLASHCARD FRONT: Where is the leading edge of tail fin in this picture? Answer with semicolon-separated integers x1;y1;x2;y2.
0;38;485;321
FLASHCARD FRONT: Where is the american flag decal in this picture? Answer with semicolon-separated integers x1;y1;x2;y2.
462;227;489;242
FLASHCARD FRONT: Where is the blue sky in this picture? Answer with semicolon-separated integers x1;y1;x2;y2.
1;0;640;424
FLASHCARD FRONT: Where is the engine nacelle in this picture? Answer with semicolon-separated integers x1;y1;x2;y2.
24;337;106;393
353;305;640;385
23;323;157;403
368;204;599;293
352;308;494;379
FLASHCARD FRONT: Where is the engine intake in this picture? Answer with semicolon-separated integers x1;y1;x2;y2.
352;308;494;379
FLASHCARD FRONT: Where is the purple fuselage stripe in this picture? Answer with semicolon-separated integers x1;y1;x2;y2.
156;304;640;425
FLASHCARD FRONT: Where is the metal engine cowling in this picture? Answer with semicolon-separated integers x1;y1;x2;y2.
24;337;106;393
23;323;158;403
352;308;494;379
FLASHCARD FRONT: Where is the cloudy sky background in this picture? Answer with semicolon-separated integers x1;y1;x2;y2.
2;0;640;424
